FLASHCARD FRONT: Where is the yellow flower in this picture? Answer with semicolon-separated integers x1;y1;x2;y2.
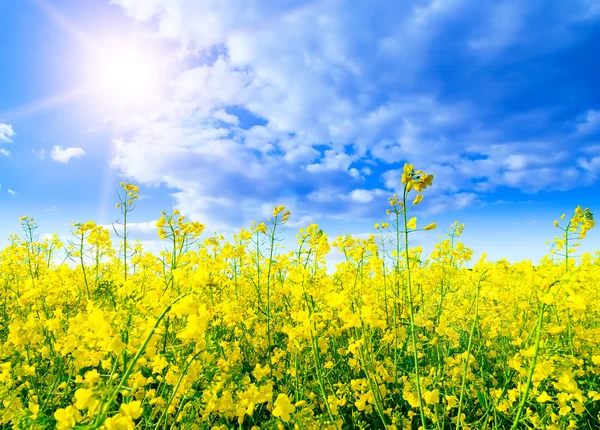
273;394;296;422
537;391;552;403
21;364;35;376
423;389;440;405
84;369;101;385
402;390;420;408
540;293;555;305
253;363;270;380
74;388;94;410
104;414;133;430
445;395;458;410
548;325;565;335
28;402;40;419
120;400;143;420
401;163;414;184
412;194;424;205
423;222;436;231
421;173;434;188
407;217;417;230
567;295;586;311
256;222;267;234
54;406;78;429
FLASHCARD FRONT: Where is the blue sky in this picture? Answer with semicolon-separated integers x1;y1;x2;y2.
1;0;599;262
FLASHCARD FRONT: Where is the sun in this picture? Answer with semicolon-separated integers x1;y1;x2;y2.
85;38;163;109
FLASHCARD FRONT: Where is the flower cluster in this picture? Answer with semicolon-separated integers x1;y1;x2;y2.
0;169;598;430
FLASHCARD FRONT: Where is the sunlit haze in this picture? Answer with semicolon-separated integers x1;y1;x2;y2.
85;38;162;108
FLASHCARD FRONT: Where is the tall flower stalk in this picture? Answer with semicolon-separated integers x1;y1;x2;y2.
388;163;436;430
114;183;139;282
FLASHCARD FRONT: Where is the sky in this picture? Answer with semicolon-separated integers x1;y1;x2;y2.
1;0;599;263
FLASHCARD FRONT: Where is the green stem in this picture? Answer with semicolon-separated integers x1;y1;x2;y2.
123;205;128;281
266;221;277;380
92;294;188;428
155;349;203;429
357;334;388;427
310;330;338;428
456;277;483;430
402;185;428;430
510;303;546;430
79;233;90;299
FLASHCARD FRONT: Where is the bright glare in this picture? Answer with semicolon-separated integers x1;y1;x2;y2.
86;39;162;108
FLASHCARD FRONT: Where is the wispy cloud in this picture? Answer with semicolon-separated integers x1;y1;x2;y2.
468;1;524;56
33;148;46;160
576;110;600;136
0;123;15;143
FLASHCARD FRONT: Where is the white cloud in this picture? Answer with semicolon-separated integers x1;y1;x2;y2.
51;146;86;163
380;140;583;197
306;150;356;173
502;167;580;191
102;220;159;234
582;143;600;154
111;0;307;50
578;156;600;181
128;220;160;233
576;110;600;135
425;192;480;215
307;188;342;203
0;149;10;157
348;189;386;204
455;142;576;192
105;0;600;230
7;189;17;196
212;109;239;125
285;214;314;228
136;239;166;256
0;123;15;143
468;1;523;55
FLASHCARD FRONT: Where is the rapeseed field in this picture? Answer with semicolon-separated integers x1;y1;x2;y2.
1;164;598;429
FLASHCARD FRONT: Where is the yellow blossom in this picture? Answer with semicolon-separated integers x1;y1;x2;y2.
120;401;143;420
273;394;296;422
413;194;424;205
